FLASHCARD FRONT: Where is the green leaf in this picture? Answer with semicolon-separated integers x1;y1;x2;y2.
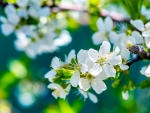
138;78;150;89
62;68;75;77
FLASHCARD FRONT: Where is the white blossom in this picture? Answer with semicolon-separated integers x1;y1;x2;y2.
140;65;150;77
122;90;129;100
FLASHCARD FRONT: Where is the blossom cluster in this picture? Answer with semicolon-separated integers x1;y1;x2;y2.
0;0;72;58
45;41;130;103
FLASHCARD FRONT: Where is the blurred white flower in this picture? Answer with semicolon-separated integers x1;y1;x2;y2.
92;17;114;45
0;5;20;36
48;83;70;99
141;6;150;20
122;90;129;100
88;41;122;78
140;65;150;77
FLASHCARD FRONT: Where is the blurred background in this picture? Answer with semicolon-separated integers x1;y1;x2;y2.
1;0;150;113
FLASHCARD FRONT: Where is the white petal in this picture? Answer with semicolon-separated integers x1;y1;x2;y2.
140;66;147;75
52;91;58;99
114;46;120;55
121;48;130;60
51;57;63;68
67;49;76;63
18;8;28;19
109;31;119;44
38;7;50;17
145;65;150;77
109;55;122;65
99;41;110;55
81;63;88;74
8;14;20;25
0;16;7;23
92;32;104;45
130;19;145;31
18;25;33;36
45;70;56;82
144;37;150;48
132;31;143;44
96;68;108;80
91;79;106;94
89;63;102;76
77;49;88;64
17;0;29;7
142;30;150;37
103;64;116;78
28;7;38;18
70;71;80;87
88;92;98;103
59;90;67;99
105;16;113;32
122;90;129;100
88;49;99;62
78;88;88;98
79;78;90;91
65;84;71;92
1;24;14;36
119;64;129;70
96;18;105;31
4;5;16;16
145;22;150;29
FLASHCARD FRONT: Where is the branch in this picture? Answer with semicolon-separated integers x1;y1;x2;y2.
126;45;150;66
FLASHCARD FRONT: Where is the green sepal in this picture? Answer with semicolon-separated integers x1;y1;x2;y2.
62;68;75;77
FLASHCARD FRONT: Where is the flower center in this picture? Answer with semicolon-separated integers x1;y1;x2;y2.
126;41;133;47
85;73;93;80
101;31;108;40
54;89;61;96
31;38;36;42
97;56;106;65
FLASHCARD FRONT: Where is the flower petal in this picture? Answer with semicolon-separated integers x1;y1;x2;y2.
70;71;80;87
105;16;113;32
67;49;76;63
88;92;98;103
77;49;88;64
109;31;119;44
78;88;88;98
144;37;150;48
79;78;90;91
130;19;144;31
145;65;150;77
122;90;129;100
140;66;147;75
81;63;88;74
109;55;122;65
96;68;108;80
132;31;143;44
17;0;29;7
119;64;129;70
51;57;63;68
4;5;16;16
38;7;50;17
8;14;20;25
96;18;105;31
142;30;150;37
121;48;130;60
103;64;116;78
145;22;150;29
1;23;14;36
91;79;106;94
99;41;110;55
88;49;99;62
45;69;56;82
92;32;104;45
89;63;102;76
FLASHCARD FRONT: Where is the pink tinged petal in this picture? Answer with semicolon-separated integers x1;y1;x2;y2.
1;23;14;36
8;14;20;25
88;92;98;103
45;70;56;82
89;63;102;76
88;49;99;62
142;30;150;37
51;57;62;68
79;78;90;91
81;63;88;74
96;18;105;31
122;90;129;100
145;22;150;29
132;31;144;44
130;20;145;31
140;66;147;75
109;55;122;65
38;7;50;17
4;5;16;16
92;32;104;45
99;41;110;55
103;64;116;78
145;65;150;77
67;49;76;63
91;79;106;94
77;49;88;64
70;71;80;87
109;31;119;44
121;48;130;60
119;64;129;70
96;68;108;80
144;37;150;48
105;16;113;32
